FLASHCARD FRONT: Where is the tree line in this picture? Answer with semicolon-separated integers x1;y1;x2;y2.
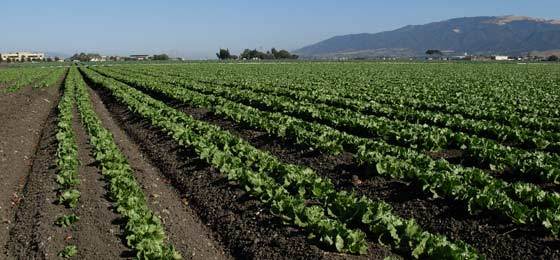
216;48;298;60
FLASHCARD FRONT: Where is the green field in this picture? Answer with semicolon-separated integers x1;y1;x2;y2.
2;62;560;259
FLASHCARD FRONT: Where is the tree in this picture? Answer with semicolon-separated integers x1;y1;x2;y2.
253;49;264;59
70;52;101;62
426;49;443;56
54;56;61;62
216;48;232;60
0;55;3;63
238;48;298;60
547;55;559;62
240;49;263;60
276;50;293;59
240;49;250;59
239;49;247;59
152;54;170;60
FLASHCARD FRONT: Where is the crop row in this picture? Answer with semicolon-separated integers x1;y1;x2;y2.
97;66;560;186
81;66;481;258
70;67;181;259
91;65;560;235
54;68;80;257
0;67;43;86
1;67;64;93
124;63;560;131
37;68;67;89
55;68;80;207
202;74;560;151
121;65;560;152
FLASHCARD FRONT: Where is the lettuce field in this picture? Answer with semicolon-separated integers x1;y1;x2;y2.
1;62;560;259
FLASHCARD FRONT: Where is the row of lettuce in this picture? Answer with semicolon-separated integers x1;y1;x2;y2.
54;67;80;257
0;67;66;93
122;64;560;150
55;67;181;259
109;65;560;184
122;63;560;132
81;66;482;258
89;65;560;237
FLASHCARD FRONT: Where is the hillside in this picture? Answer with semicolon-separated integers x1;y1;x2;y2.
295;16;560;58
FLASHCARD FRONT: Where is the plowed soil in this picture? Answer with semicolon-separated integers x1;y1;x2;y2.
0;84;62;258
113;77;560;260
88;77;385;259
4;77;234;259
4;66;559;260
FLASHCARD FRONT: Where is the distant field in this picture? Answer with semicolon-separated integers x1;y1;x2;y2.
2;62;560;259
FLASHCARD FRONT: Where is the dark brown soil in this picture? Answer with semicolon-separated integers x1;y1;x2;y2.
6;99;66;259
425;149;463;160
0;84;62;257
88;77;390;259
70;106;133;259
129;85;560;259
6;91;133;259
86;86;232;260
4;75;237;259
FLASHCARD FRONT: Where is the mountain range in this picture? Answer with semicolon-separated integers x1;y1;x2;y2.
295;16;560;58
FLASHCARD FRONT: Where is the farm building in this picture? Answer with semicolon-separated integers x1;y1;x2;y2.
129;54;150;60
0;52;45;61
492;55;510;61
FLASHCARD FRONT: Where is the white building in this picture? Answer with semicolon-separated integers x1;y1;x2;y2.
90;56;108;62
0;52;45;62
492;55;510;61
129;54;150;60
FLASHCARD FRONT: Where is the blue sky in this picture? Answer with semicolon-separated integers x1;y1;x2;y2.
1;0;559;59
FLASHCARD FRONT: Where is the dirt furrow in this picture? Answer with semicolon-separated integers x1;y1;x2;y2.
6;89;134;259
132;88;560;259
88;76;385;259
0;85;61;257
86;85;232;260
6;99;65;259
70;106;132;259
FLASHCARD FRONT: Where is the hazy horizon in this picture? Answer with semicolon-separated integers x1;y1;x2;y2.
2;0;560;59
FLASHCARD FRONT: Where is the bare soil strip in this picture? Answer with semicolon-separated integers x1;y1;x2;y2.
70;106;132;259
8;76;233;259
86;86;232;260
6;93;132;259
0;85;60;257
6;101;66;259
88;78;385;259
133;86;560;259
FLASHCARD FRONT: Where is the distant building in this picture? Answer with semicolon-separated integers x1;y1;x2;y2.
0;52;45;61
450;56;467;60
441;50;455;55
492;55;510;61
129;54;150;60
90;56;108;62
